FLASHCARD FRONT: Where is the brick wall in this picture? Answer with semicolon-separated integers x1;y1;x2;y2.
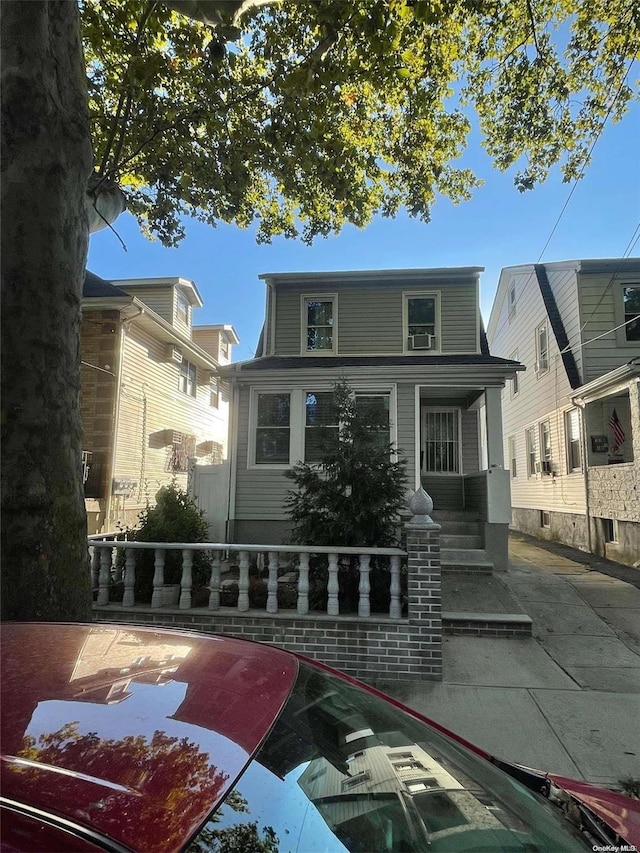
93;518;444;681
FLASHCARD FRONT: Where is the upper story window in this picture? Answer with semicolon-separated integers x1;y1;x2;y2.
176;292;190;326
510;350;519;396
508;281;516;319
220;335;230;359
405;293;439;351
508;436;517;478
535;322;549;375
623;286;640;341
179;359;196;397
304;296;336;353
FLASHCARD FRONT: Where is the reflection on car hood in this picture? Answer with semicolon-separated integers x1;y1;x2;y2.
1;623;298;853
549;773;640;848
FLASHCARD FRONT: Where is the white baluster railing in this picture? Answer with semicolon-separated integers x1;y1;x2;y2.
238;550;250;612
88;541;407;621
209;551;221;610
297;552;310;615
267;551;279;614
358;554;371;618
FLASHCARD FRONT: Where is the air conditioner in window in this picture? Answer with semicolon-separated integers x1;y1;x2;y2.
541;460;553;474
409;333;434;350
165;345;183;364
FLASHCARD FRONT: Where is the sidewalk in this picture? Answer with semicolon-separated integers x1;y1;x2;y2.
376;535;640;789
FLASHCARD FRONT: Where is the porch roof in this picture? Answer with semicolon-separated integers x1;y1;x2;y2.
225;354;523;372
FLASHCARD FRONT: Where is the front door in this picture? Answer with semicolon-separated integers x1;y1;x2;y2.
421;408;463;510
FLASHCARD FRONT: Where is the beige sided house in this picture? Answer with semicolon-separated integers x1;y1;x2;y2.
81;272;238;533
487;259;640;567
221;268;523;571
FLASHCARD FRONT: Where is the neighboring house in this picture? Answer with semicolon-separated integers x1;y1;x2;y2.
220;268;523;569
81;272;238;533
487;259;640;566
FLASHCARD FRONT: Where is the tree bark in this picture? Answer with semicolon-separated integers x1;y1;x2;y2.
1;1;93;620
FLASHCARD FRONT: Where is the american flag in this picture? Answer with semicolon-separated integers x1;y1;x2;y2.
609;409;625;452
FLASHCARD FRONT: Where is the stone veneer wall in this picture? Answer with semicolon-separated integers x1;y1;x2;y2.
94;525;444;682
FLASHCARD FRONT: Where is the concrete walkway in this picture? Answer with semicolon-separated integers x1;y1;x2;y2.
376;536;640;789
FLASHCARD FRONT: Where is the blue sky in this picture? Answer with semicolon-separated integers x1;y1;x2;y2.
88;102;639;363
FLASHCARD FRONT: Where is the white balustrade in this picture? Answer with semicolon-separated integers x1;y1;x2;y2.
358;554;371;618
267;551;279;614
238;550;250;611
297;552;310;615
327;553;340;616
209;551;221;610
97;547;111;606
151;548;165;608
123;549;136;607
389;555;402;619
89;540;407;621
180;549;193;609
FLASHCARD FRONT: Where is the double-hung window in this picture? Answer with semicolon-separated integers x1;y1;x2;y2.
508;281;516;318
510;350;519;396
355;394;391;452
623;286;640;341
304;392;339;463
255;393;290;464
539;421;552;468
508;436;517;478
525;427;537;477
565;408;582;473
304;297;336;352
405;294;438;351
535;322;549;375
179;359;196;397
176;292;190;326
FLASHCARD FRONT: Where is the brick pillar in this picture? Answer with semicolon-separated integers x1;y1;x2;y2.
405;487;442;680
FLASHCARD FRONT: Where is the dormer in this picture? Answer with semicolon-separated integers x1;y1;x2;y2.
192;324;240;364
112;276;203;334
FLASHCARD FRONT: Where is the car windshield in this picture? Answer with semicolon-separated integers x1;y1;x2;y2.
187;662;588;852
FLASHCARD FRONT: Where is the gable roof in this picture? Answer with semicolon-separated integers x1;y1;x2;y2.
533;264;582;390
83;270;130;299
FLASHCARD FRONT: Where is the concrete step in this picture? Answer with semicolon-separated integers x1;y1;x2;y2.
440;534;483;549
432;510;480;522
443;612;533;637
442;548;494;575
436;520;482;536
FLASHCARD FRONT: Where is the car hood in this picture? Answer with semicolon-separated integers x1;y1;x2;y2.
548;773;640;848
1;623;298;853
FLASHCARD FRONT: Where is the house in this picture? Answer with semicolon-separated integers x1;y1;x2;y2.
220;268;523;570
81;272;239;533
487;259;640;566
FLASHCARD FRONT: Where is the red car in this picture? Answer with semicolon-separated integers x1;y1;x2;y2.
1;623;638;852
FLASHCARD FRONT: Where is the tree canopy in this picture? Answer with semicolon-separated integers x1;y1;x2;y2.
83;0;639;246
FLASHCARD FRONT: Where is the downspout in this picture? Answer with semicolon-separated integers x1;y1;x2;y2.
104;305;143;529
575;400;593;555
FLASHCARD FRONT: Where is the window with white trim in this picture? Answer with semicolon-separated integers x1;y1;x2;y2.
539;420;552;467
508;281;516;318
179;359;196;397
405;294;438;351
304;392;339;463
355;394;391;451
525;427;537;477
220;336;229;359
623;286;640;341
176;292;190;326
535;322;549;375
508;436;517;478
255;393;290;464
304;297;335;352
511;350;519;396
565;408;582;472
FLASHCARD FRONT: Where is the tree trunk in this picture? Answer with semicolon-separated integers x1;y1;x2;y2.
1;1;93;620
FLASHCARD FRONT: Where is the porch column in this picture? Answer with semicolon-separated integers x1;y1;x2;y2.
485;387;504;469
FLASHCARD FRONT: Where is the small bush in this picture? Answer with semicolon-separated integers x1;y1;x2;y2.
120;483;211;602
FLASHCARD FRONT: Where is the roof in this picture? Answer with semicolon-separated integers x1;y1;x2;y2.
259;266;484;284
230;354;521;371
83;270;130;299
534;264;582;390
1;623;297;853
113;276;204;308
